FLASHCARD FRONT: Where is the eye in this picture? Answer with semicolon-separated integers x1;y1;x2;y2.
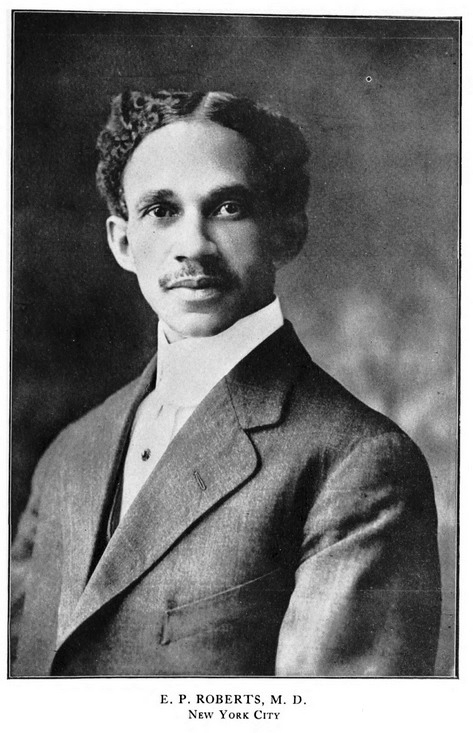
212;201;246;219
147;203;178;219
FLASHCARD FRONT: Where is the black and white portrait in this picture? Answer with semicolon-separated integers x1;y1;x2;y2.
10;12;458;681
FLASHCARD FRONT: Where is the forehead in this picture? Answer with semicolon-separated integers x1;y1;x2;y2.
122;120;260;202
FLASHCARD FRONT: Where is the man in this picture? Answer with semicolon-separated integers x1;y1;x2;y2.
11;90;441;676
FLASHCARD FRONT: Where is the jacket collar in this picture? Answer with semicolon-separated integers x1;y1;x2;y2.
226;320;311;429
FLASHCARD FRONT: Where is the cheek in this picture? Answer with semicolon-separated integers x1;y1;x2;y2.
221;225;271;268
130;237;167;273
230;248;276;297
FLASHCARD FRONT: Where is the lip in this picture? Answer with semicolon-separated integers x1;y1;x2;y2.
167;277;225;290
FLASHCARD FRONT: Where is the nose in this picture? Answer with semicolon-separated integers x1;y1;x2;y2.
172;211;216;261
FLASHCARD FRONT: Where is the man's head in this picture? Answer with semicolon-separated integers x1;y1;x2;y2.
96;90;310;340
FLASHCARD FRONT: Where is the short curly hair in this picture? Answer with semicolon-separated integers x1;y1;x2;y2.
96;90;311;263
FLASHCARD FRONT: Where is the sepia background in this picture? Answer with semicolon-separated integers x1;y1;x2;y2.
12;13;459;675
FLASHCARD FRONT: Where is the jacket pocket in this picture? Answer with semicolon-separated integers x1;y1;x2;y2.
160;567;292;645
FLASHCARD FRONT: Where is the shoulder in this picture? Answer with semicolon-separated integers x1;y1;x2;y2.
286;349;433;493
34;365;152;482
236;320;430;480
283;356;438;570
289;347;397;435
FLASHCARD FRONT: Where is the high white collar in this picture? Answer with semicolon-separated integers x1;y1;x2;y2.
155;298;284;407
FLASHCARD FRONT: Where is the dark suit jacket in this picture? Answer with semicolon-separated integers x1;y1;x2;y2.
11;322;441;676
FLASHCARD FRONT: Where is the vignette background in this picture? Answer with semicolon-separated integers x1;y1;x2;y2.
12;11;458;675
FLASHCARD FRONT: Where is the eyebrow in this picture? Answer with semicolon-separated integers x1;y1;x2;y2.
135;184;258;214
136;189;176;211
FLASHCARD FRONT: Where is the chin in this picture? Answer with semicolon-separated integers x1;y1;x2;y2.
185;316;236;338
164;311;242;340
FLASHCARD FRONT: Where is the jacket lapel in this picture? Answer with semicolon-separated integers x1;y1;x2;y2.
56;322;310;651
56;358;157;647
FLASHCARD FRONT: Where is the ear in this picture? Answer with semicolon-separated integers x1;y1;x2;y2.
106;216;136;273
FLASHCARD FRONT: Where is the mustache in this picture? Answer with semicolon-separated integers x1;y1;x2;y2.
158;258;236;289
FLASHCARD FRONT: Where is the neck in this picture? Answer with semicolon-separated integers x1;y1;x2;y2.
161;297;277;343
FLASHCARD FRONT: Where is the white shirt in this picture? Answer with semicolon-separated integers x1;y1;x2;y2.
119;298;284;521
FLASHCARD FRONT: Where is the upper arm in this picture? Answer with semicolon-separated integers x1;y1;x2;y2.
10;438;65;671
276;432;441;676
